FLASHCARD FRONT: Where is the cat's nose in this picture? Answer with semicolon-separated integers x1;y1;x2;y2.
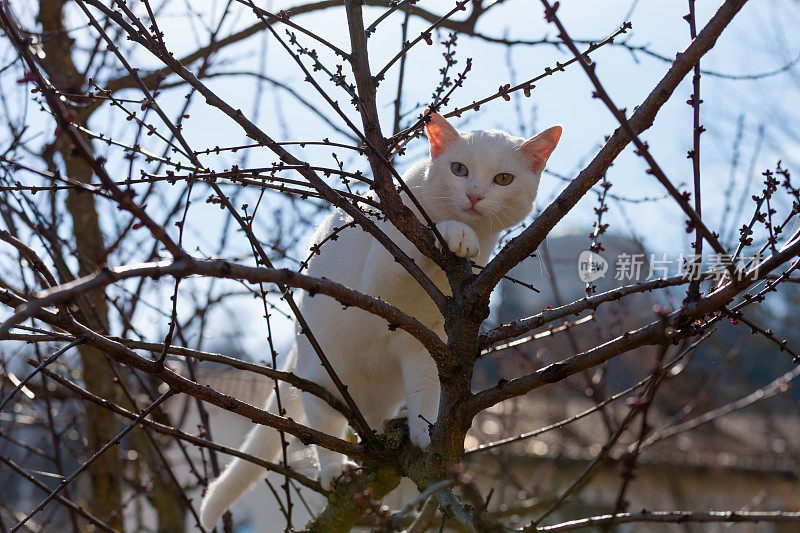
466;192;484;205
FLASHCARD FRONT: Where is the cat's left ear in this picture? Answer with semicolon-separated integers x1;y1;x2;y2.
519;126;563;172
425;112;459;158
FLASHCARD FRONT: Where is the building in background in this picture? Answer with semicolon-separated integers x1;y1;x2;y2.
481;232;655;391
469;231;800;532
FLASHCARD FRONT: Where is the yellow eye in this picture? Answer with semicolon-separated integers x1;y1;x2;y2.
494;172;514;186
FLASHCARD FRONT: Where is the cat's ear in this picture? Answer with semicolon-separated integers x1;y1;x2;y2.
425;112;459;158
519;125;563;172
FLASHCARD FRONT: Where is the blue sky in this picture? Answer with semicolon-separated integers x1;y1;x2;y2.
3;0;800;357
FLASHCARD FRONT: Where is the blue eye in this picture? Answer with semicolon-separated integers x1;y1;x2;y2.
451;162;468;177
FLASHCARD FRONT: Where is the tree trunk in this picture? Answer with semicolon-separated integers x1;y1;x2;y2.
37;0;123;527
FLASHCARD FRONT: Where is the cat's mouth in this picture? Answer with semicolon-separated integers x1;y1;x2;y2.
463;206;483;216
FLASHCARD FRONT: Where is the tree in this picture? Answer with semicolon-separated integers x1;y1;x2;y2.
0;0;799;531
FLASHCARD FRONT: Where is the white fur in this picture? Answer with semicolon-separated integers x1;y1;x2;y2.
199;124;557;529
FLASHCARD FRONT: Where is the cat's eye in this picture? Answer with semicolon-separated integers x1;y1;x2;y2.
494;172;514;186
451;162;469;177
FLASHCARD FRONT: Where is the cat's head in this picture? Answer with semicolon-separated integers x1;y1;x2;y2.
421;112;561;233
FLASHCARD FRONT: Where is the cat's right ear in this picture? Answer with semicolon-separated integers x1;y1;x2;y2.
519;125;563;173
425;112;459;158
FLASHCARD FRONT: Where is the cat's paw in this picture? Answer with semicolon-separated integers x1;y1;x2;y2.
436;221;480;259
318;460;359;490
408;418;432;451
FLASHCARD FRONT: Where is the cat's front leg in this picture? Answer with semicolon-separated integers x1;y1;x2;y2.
398;351;440;450
436;221;480;259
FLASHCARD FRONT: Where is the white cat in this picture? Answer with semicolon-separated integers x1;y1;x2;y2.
199;113;561;528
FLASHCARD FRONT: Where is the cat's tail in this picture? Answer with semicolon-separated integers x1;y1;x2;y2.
199;348;301;530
